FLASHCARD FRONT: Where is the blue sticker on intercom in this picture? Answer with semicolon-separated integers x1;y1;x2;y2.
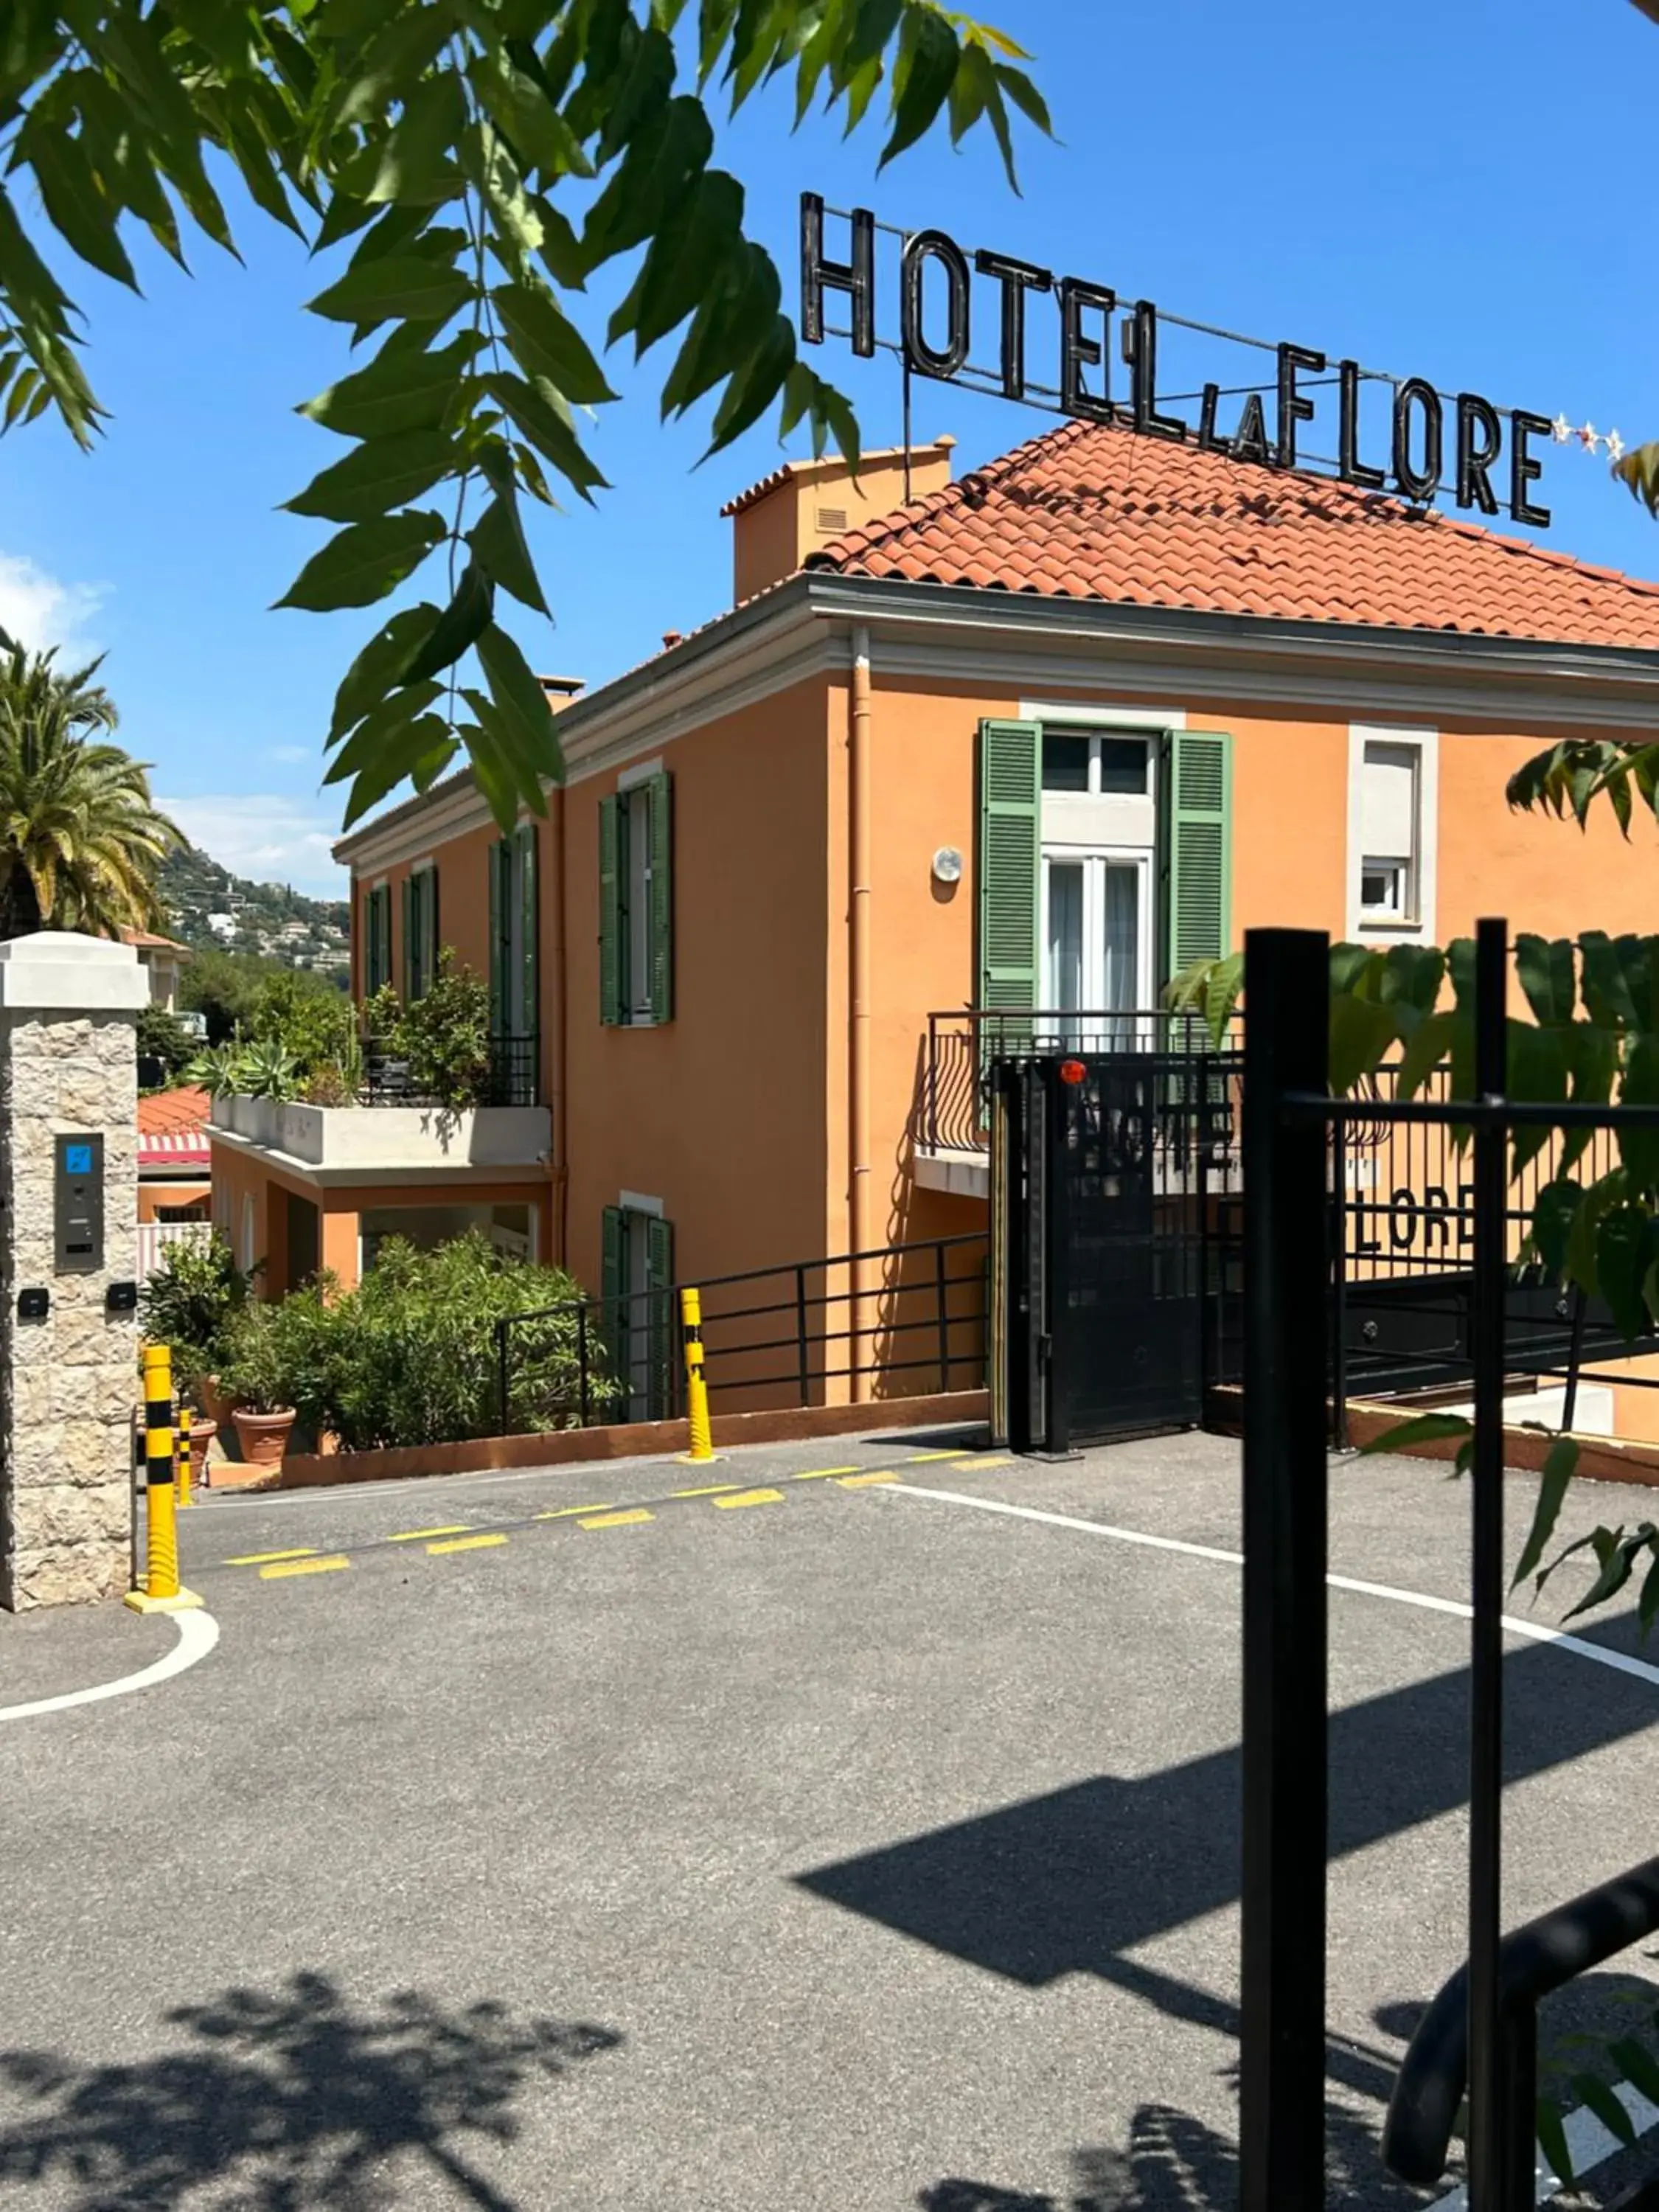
63;1142;93;1175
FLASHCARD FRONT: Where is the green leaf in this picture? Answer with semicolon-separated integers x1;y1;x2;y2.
1597;1206;1655;1340
327;1;455;128
322;678;445;785
1536;2096;1573;2188
491;284;616;404
400;561;495;682
1514;933;1576;1026
1573;2074;1638;2149
483;370;608;501
276;511;446;612
1530;1179;1583;1279
1623;1031;1659;1192
581;95;713;268
301;330;482;441
661;240;781;417
330;603;442;741
468;493;549;615
1328;994;1397;1095
23;128;139;290
467;48;595;180
306;254;473;327
341;711;454;829
452;710;522;828
1508;1020;1568;1178
880;10;959;168
337;72;467;208
608;169;745;355
283;430;456;523
1395;1010;1457;1100
1641;1554;1659;1635
1581;930;1638;1028
1357;1411;1472;1457
1567;1169;1627;1298
476;622;560;807
1609;2036;1659;2108
995;60;1054;136
1512;1437;1579;1587
1561;1020;1618;1178
1562;1530;1644;1619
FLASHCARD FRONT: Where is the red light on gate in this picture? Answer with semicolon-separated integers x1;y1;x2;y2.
1059;1058;1087;1085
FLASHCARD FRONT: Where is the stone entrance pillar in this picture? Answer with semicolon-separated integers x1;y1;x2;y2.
0;931;148;1611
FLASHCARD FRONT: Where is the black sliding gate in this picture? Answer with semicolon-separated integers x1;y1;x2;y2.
990;1037;1242;1452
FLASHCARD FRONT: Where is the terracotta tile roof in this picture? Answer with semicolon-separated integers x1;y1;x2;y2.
805;417;1659;649
139;1086;209;1139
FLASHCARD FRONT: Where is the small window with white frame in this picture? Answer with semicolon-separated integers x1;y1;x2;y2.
1042;729;1152;796
1349;727;1436;940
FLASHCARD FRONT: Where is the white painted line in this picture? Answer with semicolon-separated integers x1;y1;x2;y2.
1431;2079;1659;2206
887;1487;1659;1692
0;1608;220;1725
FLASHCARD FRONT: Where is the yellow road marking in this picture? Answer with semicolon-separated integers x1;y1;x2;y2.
837;1472;900;1488
226;1548;316;1567
389;1525;471;1542
951;1455;1012;1471
536;1504;612;1520
790;1465;861;1481
672;1483;741;1497
427;1533;508;1555
260;1554;350;1579
580;1508;654;1530
713;1488;784;1509
906;1449;970;1462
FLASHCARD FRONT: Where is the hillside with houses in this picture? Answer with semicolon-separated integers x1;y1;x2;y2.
159;844;350;978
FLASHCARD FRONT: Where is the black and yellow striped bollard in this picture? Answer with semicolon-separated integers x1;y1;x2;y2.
678;1287;717;1464
124;1343;204;1614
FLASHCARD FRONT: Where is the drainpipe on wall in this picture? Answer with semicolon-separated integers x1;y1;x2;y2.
849;624;872;1402
548;782;569;1268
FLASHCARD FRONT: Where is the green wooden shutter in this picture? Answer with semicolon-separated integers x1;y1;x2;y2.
978;718;1041;1037
425;866;439;993
648;771;672;1025
599;795;622;1026
400;877;413;999
516;821;538;1036
1164;730;1234;981
646;1213;675;1421
488;838;508;1029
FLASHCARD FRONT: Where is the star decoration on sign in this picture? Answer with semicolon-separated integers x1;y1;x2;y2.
1553;414;1573;442
1607;429;1627;462
1578;422;1600;452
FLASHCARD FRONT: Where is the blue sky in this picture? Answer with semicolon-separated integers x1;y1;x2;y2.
2;0;1655;894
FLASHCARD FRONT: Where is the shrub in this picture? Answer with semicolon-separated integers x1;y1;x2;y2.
139;1231;258;1410
246;967;355;1077
237;1232;597;1451
136;1002;195;1083
220;1281;335;1423
396;953;493;1110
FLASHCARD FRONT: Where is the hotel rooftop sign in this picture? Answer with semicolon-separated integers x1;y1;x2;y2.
800;193;1557;531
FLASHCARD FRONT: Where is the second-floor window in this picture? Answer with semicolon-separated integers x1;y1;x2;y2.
599;771;673;1027
364;883;392;995
491;824;538;1039
403;863;438;1001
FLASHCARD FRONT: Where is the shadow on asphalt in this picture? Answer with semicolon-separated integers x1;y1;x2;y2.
0;1972;620;2211
796;1624;1656;1980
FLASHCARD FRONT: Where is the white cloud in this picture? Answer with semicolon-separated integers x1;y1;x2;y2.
270;744;314;766
0;552;107;661
159;793;349;900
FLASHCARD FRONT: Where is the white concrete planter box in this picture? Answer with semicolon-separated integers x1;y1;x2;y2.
208;1093;550;1180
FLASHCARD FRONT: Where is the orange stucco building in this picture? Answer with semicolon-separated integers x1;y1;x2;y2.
209;415;1659;1414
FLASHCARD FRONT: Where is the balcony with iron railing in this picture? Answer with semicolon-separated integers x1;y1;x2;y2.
917;1007;1243;1194
209;1029;549;1183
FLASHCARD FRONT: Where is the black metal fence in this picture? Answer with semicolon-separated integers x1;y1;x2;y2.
1241;920;1659;2212
360;1028;540;1108
492;1231;990;1436
922;1006;1242;1155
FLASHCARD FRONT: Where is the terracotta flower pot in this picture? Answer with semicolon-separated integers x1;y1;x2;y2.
198;1375;232;1431
232;1407;297;1466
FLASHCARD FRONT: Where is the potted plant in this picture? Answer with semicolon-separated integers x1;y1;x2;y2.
138;1231;257;1452
221;1298;299;1465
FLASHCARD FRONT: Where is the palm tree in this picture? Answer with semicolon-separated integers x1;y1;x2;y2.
0;630;181;939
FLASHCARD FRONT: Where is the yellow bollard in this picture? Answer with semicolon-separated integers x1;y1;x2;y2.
125;1343;203;1614
678;1287;717;1464
176;1405;192;1510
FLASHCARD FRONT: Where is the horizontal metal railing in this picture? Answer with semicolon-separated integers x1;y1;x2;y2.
921;1006;1245;1155
359;1029;540;1108
493;1232;990;1436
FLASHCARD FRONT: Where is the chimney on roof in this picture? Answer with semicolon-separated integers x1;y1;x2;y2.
538;674;585;714
720;435;956;605
661;630;683;650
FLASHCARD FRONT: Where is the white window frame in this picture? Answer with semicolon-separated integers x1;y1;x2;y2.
1040;846;1155;1045
1347;723;1438;944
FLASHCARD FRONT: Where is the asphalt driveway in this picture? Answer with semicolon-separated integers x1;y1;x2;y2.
4;1425;1659;2210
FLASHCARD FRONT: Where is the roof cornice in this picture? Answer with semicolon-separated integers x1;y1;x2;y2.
334;574;1659;873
